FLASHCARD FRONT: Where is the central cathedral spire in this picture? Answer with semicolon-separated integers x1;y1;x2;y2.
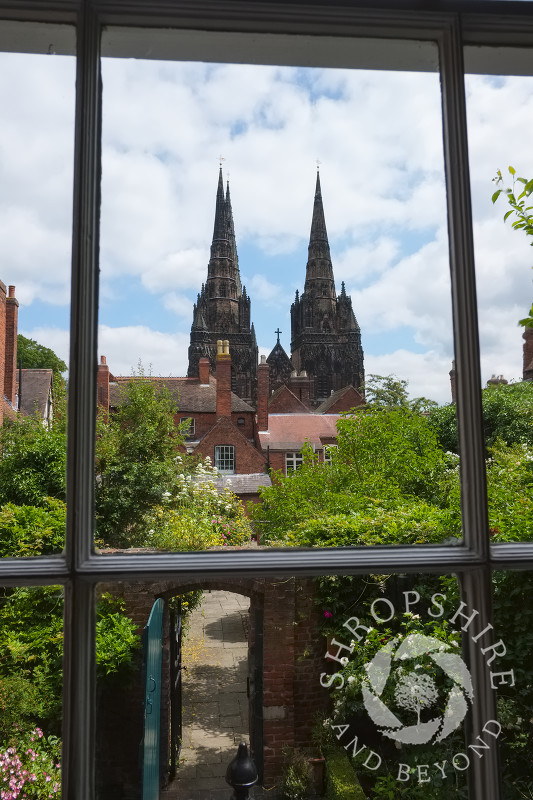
187;168;257;403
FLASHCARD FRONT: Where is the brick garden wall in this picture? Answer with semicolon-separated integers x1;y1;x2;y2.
96;572;328;798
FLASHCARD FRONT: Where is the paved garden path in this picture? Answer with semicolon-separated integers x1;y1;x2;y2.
162;590;251;800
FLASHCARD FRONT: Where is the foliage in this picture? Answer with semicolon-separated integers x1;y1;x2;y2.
0;585;140;738
95;594;140;677
486;441;533;541
492;166;533;328
17;334;67;374
361;374;437;412
254;409;460;546
126;457;253;551
0;500;65;557
324;748;366;800
95;369;183;547
0;727;61;799
0;677;43;746
279;748;312;800
428;380;533;454
0;417;66;507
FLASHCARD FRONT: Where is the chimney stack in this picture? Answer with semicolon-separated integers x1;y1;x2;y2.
4;285;18;408
288;370;311;407
257;354;270;432
97;354;110;418
216;339;232;418
523;328;533;382
0;281;6;425
199;357;210;385
449;360;456;403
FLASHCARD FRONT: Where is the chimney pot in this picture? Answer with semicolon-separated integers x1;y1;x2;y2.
100;355;107;365
8;286;15;298
260;354;266;365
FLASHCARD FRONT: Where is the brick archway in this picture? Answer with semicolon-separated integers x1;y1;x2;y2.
97;576;327;798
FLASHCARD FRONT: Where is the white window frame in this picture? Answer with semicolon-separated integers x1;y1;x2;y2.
322;444;337;463
285;451;304;473
214;444;235;473
180;416;195;438
3;5;533;800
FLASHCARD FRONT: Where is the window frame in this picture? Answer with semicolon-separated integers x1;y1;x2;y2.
2;3;533;799
285;450;304;474
179;416;195;438
214;444;236;474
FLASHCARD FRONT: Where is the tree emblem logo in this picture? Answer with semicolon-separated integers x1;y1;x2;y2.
361;633;474;745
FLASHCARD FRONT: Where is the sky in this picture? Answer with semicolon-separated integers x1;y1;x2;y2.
1;45;533;405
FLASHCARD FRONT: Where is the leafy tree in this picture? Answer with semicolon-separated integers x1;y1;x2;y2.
16;334;67;374
0;416;66;507
361;374;437;412
95;368;184;547
492;166;533;328
428;380;533;454
254;408;460;547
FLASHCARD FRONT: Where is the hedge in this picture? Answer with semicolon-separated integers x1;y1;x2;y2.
325;748;366;800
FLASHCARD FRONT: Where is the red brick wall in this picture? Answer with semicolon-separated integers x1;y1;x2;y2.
194;416;266;474
96;573;330;795
523;329;533;381
97;356;110;418
175;410;255;442
257;360;270;431
4;286;18;407
216;353;232;418
0;281;6;424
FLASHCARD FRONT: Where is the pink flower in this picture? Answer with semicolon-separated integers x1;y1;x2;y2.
323;610;333;618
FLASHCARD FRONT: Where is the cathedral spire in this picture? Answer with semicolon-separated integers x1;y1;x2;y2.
225;178;242;294
211;166;227;247
305;170;335;294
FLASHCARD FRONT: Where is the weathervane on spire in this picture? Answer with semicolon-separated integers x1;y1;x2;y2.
219;155;225;167
316;158;321;172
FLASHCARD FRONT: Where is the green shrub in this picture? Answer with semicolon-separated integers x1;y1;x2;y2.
325;748;366;800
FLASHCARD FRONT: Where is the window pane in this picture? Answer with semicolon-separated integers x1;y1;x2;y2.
465;55;533;544
95;41;461;553
0;584;63;797
0;45;75;557
95;572;506;800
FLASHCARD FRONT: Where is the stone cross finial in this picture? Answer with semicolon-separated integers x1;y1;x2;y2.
275;328;282;343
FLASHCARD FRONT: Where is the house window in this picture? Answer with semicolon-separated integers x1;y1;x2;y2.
285;451;304;473
214;445;235;474
5;7;533;800
322;444;337;463
180;417;195;438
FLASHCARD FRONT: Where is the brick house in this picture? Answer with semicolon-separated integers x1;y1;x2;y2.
98;341;270;505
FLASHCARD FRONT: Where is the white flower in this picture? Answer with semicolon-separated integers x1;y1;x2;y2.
340;657;349;666
412;614;420;620
347;676;355;684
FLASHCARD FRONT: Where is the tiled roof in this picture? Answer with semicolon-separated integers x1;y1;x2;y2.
314;385;365;413
109;375;254;413
17;369;53;419
210;473;272;494
258;413;340;451
269;385;309;413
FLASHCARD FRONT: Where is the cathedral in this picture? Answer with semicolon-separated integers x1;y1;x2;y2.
188;168;364;407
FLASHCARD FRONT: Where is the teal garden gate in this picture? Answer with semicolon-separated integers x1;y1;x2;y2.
141;598;164;800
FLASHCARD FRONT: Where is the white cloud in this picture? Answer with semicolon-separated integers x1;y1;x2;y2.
98;325;190;376
365;350;454;405
249;274;283;306
4;57;533;404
